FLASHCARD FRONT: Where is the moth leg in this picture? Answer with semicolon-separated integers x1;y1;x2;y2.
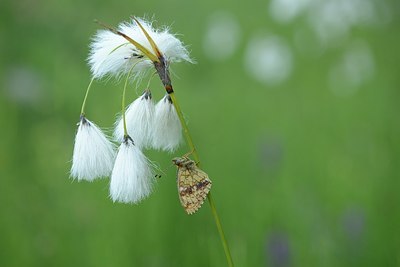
183;149;196;158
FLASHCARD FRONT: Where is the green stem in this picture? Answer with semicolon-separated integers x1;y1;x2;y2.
168;92;234;267
80;77;95;115
121;61;142;137
80;43;131;117
122;72;129;136
207;192;234;267
168;93;196;156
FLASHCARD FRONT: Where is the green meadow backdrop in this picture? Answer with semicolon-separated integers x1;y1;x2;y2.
1;0;399;266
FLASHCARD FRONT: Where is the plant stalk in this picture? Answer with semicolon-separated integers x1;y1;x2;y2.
80;77;95;115
168;91;234;267
122;71;129;136
121;62;141;137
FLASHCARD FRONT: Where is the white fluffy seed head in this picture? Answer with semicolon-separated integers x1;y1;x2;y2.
114;90;155;148
71;116;116;181
151;95;183;152
110;137;155;204
88;18;193;79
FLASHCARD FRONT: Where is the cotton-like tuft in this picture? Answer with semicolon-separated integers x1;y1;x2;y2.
110;136;155;204
88;18;193;79
114;90;155;148
151;95;183;152
71;116;115;181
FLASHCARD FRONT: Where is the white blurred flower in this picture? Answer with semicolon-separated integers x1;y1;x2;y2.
114;89;155;148
203;11;241;61
88;17;193;79
71;116;115;181
110;136;155;204
151;95;182;152
244;35;292;85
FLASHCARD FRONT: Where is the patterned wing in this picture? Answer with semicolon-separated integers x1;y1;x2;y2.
177;166;212;214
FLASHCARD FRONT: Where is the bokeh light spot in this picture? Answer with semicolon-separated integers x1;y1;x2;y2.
203;11;241;61
244;35;293;86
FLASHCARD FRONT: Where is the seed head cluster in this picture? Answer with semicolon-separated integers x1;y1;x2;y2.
71;17;192;204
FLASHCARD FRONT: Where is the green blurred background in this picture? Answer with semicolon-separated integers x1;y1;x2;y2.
1;0;399;266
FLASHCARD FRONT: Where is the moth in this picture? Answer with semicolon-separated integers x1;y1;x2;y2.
172;156;212;214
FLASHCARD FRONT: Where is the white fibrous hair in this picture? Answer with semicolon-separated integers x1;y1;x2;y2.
88;18;193;79
110;137;155;204
71;116;115;181
114;90;155;148
151;95;183;152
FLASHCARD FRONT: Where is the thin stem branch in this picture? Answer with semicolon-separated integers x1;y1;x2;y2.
80;77;95;115
121;61;142;137
146;71;157;89
168;91;234;267
122;71;130;136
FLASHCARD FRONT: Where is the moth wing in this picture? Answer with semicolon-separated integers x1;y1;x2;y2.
177;167;212;215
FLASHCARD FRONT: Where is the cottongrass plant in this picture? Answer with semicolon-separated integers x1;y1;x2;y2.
71;115;115;181
88;18;193;79
114;89;155;148
110;135;155;203
152;94;182;152
70;17;234;266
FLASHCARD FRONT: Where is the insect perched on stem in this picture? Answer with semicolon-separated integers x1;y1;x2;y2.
172;156;212;214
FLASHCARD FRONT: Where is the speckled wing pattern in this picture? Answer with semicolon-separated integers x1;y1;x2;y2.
175;158;212;214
